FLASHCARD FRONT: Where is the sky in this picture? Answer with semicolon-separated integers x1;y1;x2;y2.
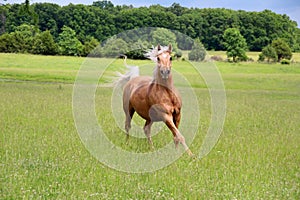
4;0;300;26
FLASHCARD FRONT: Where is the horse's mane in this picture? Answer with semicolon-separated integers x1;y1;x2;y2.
116;45;171;87
144;45;171;62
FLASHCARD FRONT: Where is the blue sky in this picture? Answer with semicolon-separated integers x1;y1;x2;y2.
5;0;300;26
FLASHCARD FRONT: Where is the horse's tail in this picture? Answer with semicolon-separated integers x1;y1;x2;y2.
115;55;139;88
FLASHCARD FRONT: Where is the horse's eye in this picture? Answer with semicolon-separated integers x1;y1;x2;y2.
157;57;160;62
170;57;172;61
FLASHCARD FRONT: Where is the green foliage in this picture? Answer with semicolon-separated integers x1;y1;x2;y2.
259;45;277;62
271;38;292;61
33;3;60;37
0;24;59;55
101;37;129;57
281;59;290;65
175;49;182;58
32;30;58;55
223;28;248;62
57;26;83;56
151;28;178;51
83;37;100;56
188;38;206;61
125;40;151;59
0;33;13;52
0;2;300;55
0;5;8;34
1;24;36;53
18;0;39;28
92;0;114;9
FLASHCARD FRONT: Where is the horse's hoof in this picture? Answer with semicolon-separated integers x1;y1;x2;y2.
186;149;194;157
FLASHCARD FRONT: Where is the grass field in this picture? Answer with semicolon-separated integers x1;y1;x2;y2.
206;51;300;63
1;53;300;199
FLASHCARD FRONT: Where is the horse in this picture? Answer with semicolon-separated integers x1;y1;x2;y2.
117;44;193;156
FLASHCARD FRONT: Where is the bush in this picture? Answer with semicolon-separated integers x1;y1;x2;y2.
58;26;83;56
188;38;206;61
259;44;277;62
126;49;147;60
0;33;14;53
258;53;265;62
281;59;290;65
175;50;182;59
32;30;59;55
83;37;99;56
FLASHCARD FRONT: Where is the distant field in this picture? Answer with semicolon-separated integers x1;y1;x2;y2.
207;51;261;61
1;54;300;199
207;51;300;62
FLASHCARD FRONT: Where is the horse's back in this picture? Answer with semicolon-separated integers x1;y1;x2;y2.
124;76;152;92
123;76;152;120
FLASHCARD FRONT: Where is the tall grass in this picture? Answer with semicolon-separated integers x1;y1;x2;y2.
1;54;299;199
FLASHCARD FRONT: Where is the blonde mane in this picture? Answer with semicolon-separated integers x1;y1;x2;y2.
144;45;171;63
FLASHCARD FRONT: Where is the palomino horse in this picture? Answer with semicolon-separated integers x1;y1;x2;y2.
119;44;193;156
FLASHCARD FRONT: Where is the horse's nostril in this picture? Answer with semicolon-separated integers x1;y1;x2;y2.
161;69;170;75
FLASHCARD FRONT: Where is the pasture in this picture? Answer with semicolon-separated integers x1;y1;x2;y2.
1;53;300;199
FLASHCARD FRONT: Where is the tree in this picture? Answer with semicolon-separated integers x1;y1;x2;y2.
0;4;7;34
258;45;277;62
32;30;58;55
0;33;13;52
0;23;36;53
83;36;99;56
33;3;60;37
271;38;292;61
125;39;150;59
102;37;129;57
12;24;36;53
167;3;187;16
223;28;248;62
188;38;206;61
1;3;300;54
92;0;114;9
57;26;83;56
151;28;178;52
19;0;39;29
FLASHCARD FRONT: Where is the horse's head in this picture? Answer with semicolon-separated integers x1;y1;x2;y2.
157;44;172;80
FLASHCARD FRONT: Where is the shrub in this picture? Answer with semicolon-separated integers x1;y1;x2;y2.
175;49;182;59
188;38;206;61
281;59;290;65
126;49;147;60
259;44;277;62
272;39;292;61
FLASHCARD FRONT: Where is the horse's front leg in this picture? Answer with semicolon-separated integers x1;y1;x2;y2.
164;115;193;156
143;120;154;149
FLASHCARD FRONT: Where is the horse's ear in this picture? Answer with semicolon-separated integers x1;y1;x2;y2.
157;44;161;51
168;44;172;52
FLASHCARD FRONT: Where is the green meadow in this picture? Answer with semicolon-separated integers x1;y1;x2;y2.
1;53;300;199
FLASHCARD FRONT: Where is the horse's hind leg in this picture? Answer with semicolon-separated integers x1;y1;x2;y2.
143;120;153;149
124;105;135;141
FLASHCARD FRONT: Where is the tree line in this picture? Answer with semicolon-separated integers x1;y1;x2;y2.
0;1;299;56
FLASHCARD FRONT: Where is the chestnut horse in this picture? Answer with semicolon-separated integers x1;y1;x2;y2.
119;44;193;156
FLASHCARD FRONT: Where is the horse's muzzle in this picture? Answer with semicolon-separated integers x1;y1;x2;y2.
160;69;170;79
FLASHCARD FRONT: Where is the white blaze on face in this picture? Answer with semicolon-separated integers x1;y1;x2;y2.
162;53;168;59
